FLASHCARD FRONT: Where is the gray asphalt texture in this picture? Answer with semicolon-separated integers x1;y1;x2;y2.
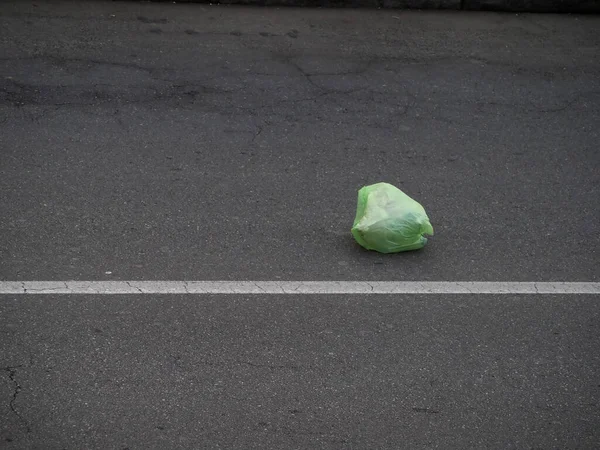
2;295;600;448
1;1;600;281
1;1;599;448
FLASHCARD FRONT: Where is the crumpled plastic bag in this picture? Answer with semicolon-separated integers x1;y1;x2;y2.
351;182;433;253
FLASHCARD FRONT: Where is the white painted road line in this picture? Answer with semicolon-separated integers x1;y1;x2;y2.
0;281;599;295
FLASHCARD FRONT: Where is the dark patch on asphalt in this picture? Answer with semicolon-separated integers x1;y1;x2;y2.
185;29;199;35
259;31;278;37
287;29;299;38
137;16;167;24
149;28;162;34
230;31;242;36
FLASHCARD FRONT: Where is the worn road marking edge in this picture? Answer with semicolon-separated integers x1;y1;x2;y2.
0;281;598;294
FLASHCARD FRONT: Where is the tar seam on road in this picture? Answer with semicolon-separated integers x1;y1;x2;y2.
0;281;599;295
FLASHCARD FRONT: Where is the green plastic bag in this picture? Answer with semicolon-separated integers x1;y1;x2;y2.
351;182;433;253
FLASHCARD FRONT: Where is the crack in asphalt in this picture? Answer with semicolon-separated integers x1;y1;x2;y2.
22;285;64;293
4;366;31;433
252;281;267;293
126;281;143;293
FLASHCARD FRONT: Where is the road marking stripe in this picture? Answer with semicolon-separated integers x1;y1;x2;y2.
0;281;598;295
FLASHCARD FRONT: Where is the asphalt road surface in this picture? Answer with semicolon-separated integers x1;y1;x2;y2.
1;1;599;448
